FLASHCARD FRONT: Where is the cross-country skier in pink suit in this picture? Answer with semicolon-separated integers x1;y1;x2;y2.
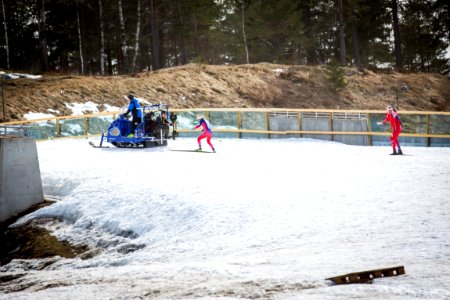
194;114;215;152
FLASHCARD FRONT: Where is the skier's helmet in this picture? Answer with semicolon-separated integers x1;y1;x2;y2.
196;114;204;120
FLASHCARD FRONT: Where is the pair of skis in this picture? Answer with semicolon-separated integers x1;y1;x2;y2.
170;149;215;153
88;133;110;148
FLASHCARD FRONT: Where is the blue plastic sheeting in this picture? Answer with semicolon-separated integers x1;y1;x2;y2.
240;112;268;139
28;122;57;140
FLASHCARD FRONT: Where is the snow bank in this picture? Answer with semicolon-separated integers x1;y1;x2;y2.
2;72;42;80
24;103;121;120
24;112;55;120
65;101;99;115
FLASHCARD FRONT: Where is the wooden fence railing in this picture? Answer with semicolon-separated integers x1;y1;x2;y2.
1;108;450;146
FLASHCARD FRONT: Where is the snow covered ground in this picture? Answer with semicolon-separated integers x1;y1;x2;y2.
1;137;450;299
23;101;123;120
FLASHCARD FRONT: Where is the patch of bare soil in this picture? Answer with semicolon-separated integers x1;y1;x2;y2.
0;203;88;266
1;63;449;122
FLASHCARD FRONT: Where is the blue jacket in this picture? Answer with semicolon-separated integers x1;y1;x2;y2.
125;97;142;118
194;118;212;133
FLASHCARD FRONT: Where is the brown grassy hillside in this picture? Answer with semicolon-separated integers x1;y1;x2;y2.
1;63;449;122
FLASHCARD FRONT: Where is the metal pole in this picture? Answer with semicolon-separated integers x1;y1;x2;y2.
1;75;4;121
1;75;6;134
426;114;430;147
396;88;399;110
330;112;334;141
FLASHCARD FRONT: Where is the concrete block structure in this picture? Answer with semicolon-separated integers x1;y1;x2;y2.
0;136;44;223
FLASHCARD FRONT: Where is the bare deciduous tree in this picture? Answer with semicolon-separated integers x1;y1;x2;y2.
98;0;105;75
76;0;84;74
241;0;249;64
131;0;141;73
1;0;9;70
118;0;128;73
37;0;49;72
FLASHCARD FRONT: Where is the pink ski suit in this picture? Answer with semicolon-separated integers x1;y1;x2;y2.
382;109;403;152
194;117;214;150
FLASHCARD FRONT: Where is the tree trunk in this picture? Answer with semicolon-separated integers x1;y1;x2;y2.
1;0;9;70
338;0;346;66
302;1;316;65
98;0;105;75
118;0;128;73
191;15;200;58
37;0;49;72
106;40;113;75
131;0;141;73
391;0;403;70
158;24;165;68
76;1;84;75
176;0;187;65
148;0;160;71
241;0;249;64
351;21;362;69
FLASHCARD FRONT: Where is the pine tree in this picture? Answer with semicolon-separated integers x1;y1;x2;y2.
326;59;347;91
337;0;346;66
402;0;448;72
391;0;403;70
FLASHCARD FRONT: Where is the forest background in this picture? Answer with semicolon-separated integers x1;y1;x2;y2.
0;0;449;121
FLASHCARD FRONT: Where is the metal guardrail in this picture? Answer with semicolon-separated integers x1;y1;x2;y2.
0;125;34;137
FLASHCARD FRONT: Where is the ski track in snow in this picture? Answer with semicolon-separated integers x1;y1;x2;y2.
1;138;449;299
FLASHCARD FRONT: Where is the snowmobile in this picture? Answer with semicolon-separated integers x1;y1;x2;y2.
89;103;177;148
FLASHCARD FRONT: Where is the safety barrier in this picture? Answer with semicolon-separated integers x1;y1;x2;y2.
1;108;450;147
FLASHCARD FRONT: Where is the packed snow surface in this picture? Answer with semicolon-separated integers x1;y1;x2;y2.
1;138;449;299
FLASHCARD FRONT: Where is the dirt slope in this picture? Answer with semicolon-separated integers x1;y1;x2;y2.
2;63;449;121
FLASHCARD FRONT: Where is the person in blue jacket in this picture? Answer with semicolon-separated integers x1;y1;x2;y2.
123;92;142;134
